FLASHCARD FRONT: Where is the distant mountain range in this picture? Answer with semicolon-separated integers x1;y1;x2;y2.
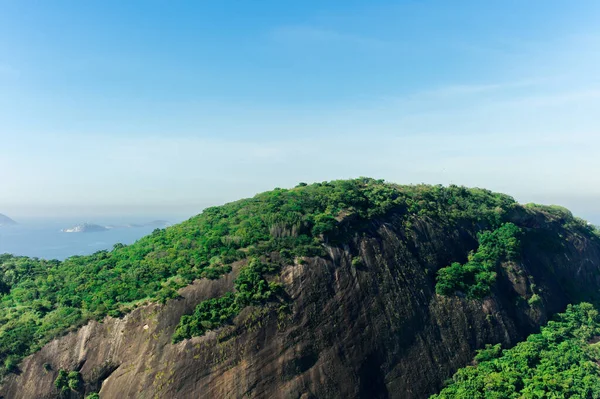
61;220;170;233
0;214;17;227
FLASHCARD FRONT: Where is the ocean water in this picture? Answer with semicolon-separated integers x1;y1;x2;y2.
0;217;182;260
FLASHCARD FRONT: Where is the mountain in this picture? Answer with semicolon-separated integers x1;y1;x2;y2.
0;213;17;227
61;223;108;233
1;179;600;398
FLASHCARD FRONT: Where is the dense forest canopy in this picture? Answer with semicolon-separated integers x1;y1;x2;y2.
431;303;600;398
0;178;598;381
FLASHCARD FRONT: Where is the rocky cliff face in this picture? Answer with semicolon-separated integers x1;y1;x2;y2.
2;207;600;399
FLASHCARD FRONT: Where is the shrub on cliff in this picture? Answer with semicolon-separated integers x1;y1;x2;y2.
435;223;522;299
172;258;282;342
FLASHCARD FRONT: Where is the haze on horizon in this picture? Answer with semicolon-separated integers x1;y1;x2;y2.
1;1;599;221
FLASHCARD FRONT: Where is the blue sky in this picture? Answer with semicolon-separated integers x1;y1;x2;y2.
1;1;600;220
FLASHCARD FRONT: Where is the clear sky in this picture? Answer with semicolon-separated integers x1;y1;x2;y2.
1;1;599;220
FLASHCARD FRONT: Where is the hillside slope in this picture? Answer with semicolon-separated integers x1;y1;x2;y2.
1;179;600;398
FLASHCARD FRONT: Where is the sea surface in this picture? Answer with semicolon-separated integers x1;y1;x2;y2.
0;217;182;260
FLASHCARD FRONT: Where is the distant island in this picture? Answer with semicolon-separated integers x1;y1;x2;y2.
61;223;108;233
0;213;17;227
106;220;171;229
61;220;170;233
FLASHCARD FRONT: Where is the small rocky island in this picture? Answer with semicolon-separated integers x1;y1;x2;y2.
61;223;108;233
0;213;17;227
62;220;170;233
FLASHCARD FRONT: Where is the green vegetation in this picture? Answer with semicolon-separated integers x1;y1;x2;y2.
436;223;522;299
54;369;68;391
172;258;282;342
351;256;364;268
0;179;518;376
54;369;81;393
528;293;542;307
525;203;600;237
431;303;600;398
67;370;82;390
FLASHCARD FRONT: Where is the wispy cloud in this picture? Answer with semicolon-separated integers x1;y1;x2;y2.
364;73;600;129
403;79;545;101
496;89;600;108
269;25;389;49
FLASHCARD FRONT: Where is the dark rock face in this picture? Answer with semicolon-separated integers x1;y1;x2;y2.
2;209;600;399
